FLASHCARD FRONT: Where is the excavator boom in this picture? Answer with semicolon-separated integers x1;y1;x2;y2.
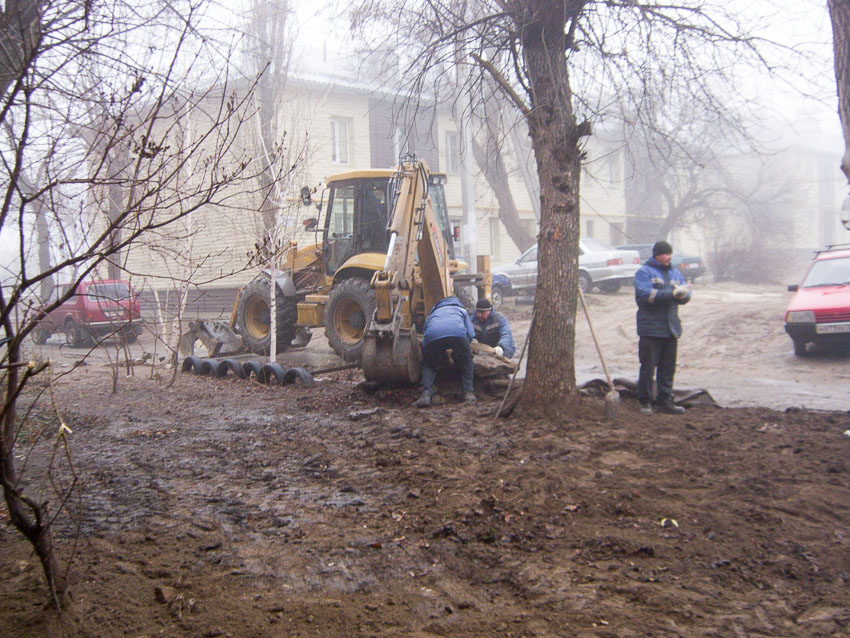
362;158;454;384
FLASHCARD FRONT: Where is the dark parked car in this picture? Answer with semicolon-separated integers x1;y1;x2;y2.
784;245;850;356
491;274;510;308
618;243;706;282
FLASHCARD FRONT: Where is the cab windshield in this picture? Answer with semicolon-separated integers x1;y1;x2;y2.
801;256;850;288
323;178;390;274
88;283;132;301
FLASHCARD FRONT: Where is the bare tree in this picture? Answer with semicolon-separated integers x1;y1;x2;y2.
239;0;314;357
700;157;804;282
242;0;301;239
619;106;760;241
829;0;850;229
470;91;536;252
351;0;778;417
0;0;263;614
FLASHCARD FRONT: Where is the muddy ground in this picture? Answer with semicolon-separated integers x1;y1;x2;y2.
2;282;850;637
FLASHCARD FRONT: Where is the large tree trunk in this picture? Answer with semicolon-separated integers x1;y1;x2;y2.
0;0;42;97
515;0;586;417
829;0;850;188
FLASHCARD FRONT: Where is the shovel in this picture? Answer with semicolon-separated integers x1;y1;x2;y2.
578;288;619;420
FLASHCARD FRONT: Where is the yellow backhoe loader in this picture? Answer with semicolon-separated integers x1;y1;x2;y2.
181;158;491;386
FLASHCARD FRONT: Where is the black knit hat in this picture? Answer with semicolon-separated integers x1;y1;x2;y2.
652;240;673;257
475;298;493;311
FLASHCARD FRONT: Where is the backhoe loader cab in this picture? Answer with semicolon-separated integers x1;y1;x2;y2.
319;170;456;277
321;173;394;276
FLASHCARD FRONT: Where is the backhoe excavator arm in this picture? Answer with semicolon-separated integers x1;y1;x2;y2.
363;158;454;383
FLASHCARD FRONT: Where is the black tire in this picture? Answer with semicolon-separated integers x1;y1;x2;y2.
599;280;621;294
578;271;593;294
792;339;808;357
282;366;316;387
242;360;264;382
262;362;287;385
212;360;231;378
491;285;504;310
181;355;203;373
221;359;246;379
235;276;298;355
32;326;51;345
64;318;88;347
199;359;221;376
324;277;376;362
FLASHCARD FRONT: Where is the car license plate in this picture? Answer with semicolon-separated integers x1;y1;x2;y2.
816;323;850;334
686;263;697;268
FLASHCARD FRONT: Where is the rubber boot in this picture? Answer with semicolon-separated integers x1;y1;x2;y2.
413;389;432;408
657;398;685;415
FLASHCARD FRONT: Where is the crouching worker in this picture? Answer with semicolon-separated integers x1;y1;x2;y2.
412;296;476;408
470;298;516;358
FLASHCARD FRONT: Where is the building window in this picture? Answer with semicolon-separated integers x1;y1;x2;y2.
331;118;349;164
445;131;460;173
489;217;501;262
585;219;594;238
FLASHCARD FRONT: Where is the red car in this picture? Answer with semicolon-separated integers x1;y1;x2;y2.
784;246;850;356
33;280;143;346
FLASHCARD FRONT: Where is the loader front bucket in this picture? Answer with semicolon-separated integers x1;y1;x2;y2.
178;320;243;357
361;326;422;385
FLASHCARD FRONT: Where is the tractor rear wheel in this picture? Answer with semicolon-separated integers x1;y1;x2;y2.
325;277;376;362
235;276;297;355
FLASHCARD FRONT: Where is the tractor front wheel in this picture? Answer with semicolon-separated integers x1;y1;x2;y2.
324;278;376;362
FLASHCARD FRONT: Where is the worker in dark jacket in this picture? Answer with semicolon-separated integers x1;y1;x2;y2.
469;298;515;358
413;296;476;407
634;240;691;415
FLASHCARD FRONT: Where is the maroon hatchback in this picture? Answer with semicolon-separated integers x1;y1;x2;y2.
33;280;143;346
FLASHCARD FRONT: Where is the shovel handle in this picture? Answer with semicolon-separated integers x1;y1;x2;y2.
578;288;614;391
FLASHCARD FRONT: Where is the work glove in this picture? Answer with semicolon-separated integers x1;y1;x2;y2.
672;284;689;299
494;345;504;357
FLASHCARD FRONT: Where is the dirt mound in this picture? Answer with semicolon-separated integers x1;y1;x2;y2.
2;367;849;637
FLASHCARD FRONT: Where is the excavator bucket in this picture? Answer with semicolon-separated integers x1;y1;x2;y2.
178;320;243;358
361;327;422;385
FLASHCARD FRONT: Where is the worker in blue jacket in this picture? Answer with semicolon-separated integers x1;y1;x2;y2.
413;296;477;407
634;240;691;415
469;298;515;358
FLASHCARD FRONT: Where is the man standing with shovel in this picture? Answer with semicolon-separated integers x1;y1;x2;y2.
634;241;691;415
